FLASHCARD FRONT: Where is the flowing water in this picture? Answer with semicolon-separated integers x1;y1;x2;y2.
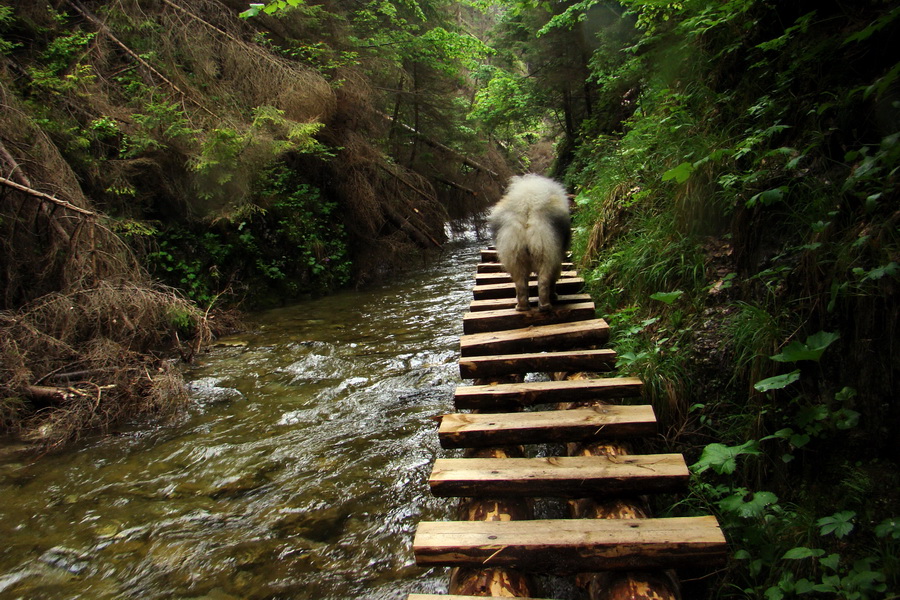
0;230;485;600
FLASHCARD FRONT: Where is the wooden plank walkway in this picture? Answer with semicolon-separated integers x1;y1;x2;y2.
414;516;725;572
459;348;616;379
438;405;658;448
428;454;689;497
407;246;727;599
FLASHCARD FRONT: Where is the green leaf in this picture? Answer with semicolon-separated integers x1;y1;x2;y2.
783;546;825;560
720;490;778;518
771;331;839;362
817;510;856;539
875;517;900;539
239;3;265;18
692;440;760;474
754;370;801;392
819;553;840;571
747;186;788;207
662;161;694;184
650;290;684;305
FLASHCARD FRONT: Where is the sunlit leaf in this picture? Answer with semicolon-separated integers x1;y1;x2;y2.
662;161;694;184
649;290;683;304
754;370;801;392
692;440;760;474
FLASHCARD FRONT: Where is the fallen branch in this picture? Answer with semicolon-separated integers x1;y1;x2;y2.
64;0;218;120
24;385;76;404
378;111;499;179
0;176;97;218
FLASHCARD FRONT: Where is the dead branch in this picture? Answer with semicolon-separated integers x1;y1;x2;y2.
378;111;500;179
377;163;436;204
0;175;97;218
64;0;219;120
0;141;31;187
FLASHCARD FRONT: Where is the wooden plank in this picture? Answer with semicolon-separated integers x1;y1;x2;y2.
460;319;609;357
438;405;656;448
409;595;558;600
413;516;727;572
429;454;688;498
481;249;571;264
472;277;584;300
469;293;591;312
454;377;642;409
459;348;615;379
477;262;574;274
475;270;578;286
481;249;498;262
462;302;595;335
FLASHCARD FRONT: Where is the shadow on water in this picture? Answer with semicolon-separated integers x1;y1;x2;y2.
0;228;486;599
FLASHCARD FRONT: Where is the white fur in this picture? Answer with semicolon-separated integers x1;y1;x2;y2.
488;174;570;311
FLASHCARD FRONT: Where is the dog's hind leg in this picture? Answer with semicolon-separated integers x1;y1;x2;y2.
514;277;531;311
537;271;554;312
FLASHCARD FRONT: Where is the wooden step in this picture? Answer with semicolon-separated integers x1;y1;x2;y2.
413;516;727;572
462;302;596;335
460;319;609;357
459;348;615;379
438;405;656;449
475;271;578;286
429;454;688;498
481;248;571;263
454;377;642;410
469;293;592;312
477;262;574;274
481;249;498;262
406;594;550;600
472;277;584;300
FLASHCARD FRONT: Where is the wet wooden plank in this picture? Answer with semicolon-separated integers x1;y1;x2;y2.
469;294;592;312
429;454;688;498
477;262;574;274
475;271;578;286
413;516;728;572
472;277;584;300
454;377;643;409
462;302;596;335
459;348;615;379
438;405;656;449
459;319;609;357
481;249;498;262
408;595;557;600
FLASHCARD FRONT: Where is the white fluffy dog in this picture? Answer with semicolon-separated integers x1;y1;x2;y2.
488;174;571;312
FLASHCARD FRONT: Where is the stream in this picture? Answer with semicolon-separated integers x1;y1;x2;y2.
0;229;485;599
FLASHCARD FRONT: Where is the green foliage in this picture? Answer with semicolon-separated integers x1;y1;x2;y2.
144;163;351;306
770;331;840;364
0;5;19;55
564;3;900;595
692;440;761;476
